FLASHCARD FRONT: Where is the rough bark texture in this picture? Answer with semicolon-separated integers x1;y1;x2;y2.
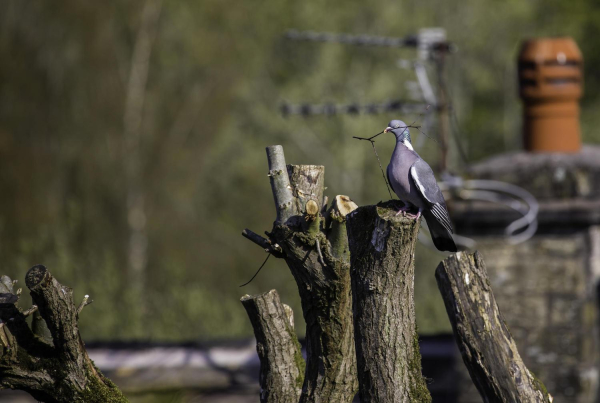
0;266;128;403
287;164;325;215
435;251;553;403
241;290;305;403
271;165;357;403
272;221;357;403
242;146;358;403
328;196;357;261
346;200;432;403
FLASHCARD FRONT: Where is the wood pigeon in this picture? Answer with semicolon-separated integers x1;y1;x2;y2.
384;119;457;252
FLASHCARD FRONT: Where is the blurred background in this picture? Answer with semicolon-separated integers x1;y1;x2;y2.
2;0;600;402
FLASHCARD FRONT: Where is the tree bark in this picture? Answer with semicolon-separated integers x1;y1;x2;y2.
286;164;325;215
242;145;358;403
266;145;296;225
328;196;357;260
241;289;305;403
0;266;128;403
435;251;553;403
346;201;432;403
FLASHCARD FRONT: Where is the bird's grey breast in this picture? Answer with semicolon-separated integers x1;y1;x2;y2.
387;147;420;204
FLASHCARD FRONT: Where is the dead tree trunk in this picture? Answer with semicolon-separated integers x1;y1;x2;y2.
241;290;305;403
435;251;552;403
0;265;127;403
242;145;358;403
346;201;432;403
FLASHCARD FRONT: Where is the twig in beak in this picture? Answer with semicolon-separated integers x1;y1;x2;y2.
353;129;385;142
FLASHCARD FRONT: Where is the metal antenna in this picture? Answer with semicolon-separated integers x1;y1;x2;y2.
280;28;540;249
280;29;452;118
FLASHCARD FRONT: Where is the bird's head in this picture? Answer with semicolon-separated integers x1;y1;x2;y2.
384;120;412;146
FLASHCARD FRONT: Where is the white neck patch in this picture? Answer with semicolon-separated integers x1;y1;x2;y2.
403;140;414;151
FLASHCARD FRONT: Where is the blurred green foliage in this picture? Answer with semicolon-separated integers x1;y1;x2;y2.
0;0;599;341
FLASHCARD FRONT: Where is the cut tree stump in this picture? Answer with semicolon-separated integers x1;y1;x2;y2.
241;290;304;403
0;265;128;403
242;145;358;403
346;201;432;403
436;251;553;403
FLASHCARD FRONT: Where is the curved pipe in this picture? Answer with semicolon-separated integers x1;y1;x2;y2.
439;177;539;245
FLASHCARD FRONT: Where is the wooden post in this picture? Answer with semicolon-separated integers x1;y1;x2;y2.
346;201;431;403
435;251;553;403
241;290;305;403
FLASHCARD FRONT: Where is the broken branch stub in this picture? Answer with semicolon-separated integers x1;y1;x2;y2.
241;290;305;403
305;199;319;217
287;164;325;214
346;201;431;403
327;195;358;260
266;145;296;225
242;228;283;256
304;199;321;236
435;251;552;403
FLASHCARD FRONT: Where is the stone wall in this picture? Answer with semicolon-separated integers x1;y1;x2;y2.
454;233;599;403
451;146;600;402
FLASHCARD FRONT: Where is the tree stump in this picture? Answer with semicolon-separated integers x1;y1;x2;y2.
0;265;127;403
436;251;553;403
241;290;304;403
242;145;358;403
346;201;431;403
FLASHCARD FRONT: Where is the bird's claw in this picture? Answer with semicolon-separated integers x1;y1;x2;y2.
397;207;421;220
396;205;412;216
405;211;422;220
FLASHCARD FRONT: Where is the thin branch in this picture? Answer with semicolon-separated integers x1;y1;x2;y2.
266;146;296;224
352;130;385;142
371;141;394;200
76;295;92;316
22;305;38;317
242;229;283;255
239;254;272;287
321;195;329;216
350;137;394;200
352;123;421;142
315;238;326;267
243;228;272;250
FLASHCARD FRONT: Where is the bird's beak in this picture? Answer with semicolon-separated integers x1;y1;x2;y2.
384;127;392;133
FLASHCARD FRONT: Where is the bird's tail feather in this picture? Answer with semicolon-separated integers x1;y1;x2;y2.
423;210;457;252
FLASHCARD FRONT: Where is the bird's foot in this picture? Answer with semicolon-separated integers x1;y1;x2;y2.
395;205;412;216
405;210;422;220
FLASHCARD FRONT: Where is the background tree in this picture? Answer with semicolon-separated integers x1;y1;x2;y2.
0;0;599;341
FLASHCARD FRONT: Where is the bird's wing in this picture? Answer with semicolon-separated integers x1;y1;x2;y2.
410;159;453;234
